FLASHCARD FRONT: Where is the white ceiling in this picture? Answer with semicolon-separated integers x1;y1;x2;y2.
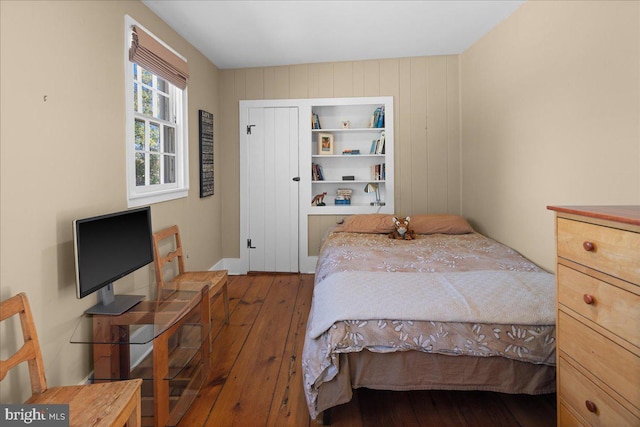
142;0;526;70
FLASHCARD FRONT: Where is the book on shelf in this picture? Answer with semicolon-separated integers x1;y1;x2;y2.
377;131;385;154
342;149;360;155
369;105;385;128
312;113;321;129
370;131;386;154
335;188;353;205
336;188;353;197
371;163;386;181
312;163;324;181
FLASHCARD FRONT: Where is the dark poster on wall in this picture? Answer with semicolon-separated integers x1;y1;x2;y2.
199;110;214;197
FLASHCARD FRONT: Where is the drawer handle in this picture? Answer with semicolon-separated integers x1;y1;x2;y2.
585;400;598;414
583;294;595;305
583;241;595;252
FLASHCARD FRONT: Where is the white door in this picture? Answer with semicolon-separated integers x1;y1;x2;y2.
247;107;299;272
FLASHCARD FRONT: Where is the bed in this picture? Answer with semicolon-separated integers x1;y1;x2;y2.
302;214;556;422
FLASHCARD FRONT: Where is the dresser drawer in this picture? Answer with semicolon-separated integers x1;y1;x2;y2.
558;311;640;409
558;264;640;348
559;357;640;426
557;218;640;284
559;403;586;427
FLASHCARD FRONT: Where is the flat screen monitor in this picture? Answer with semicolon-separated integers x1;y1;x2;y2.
73;206;153;315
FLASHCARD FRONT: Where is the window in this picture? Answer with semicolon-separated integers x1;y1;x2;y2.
125;16;189;207
133;64;178;187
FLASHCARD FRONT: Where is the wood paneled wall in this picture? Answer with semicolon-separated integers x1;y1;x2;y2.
220;56;461;258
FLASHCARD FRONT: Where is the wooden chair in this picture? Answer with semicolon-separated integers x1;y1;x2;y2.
0;292;142;427
152;225;230;327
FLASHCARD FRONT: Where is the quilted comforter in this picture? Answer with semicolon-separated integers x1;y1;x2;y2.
302;231;556;419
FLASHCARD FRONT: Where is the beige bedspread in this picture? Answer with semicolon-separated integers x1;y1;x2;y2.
308;270;555;338
302;232;556;419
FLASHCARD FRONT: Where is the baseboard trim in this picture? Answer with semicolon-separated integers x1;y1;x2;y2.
212;257;317;275
212;258;245;275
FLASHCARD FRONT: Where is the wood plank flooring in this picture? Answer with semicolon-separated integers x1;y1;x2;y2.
179;274;556;427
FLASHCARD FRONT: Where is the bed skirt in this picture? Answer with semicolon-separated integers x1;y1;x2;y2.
316;350;556;421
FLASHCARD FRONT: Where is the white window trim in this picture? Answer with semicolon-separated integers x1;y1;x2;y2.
124;15;189;208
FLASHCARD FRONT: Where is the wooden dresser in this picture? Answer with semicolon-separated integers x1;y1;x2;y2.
548;206;640;426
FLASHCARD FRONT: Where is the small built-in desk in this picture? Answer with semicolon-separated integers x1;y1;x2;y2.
71;285;210;427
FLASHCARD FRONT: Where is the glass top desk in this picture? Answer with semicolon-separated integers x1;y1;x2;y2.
71;283;210;427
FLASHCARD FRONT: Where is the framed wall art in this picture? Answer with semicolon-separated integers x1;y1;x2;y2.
199;110;214;197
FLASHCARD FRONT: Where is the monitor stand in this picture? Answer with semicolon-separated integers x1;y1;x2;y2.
84;283;145;315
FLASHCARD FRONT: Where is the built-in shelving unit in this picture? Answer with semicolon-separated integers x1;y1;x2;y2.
305;97;394;215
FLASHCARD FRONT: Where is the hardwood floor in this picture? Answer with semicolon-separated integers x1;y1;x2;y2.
179;274;556;427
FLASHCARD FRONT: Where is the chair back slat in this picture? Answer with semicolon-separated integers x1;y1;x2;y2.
1;343;37;380
0;293;48;394
152;225;186;291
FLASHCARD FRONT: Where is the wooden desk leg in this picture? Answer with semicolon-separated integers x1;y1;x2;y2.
118;326;131;379
201;286;211;374
153;330;170;427
153;291;208;427
222;281;230;324
93;317;130;382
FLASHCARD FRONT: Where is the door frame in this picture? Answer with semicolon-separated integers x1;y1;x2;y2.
239;99;312;274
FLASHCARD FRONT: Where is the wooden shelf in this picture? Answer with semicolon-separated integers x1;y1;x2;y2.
128;323;202;381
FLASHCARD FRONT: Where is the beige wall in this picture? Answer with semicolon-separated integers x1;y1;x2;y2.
460;0;640;271
0;1;221;402
220;56;462;257
2;0;638;404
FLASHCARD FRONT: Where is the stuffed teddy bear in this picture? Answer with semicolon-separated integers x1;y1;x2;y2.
388;216;416;240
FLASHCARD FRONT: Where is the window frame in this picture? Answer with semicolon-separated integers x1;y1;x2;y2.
124;15;189;207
